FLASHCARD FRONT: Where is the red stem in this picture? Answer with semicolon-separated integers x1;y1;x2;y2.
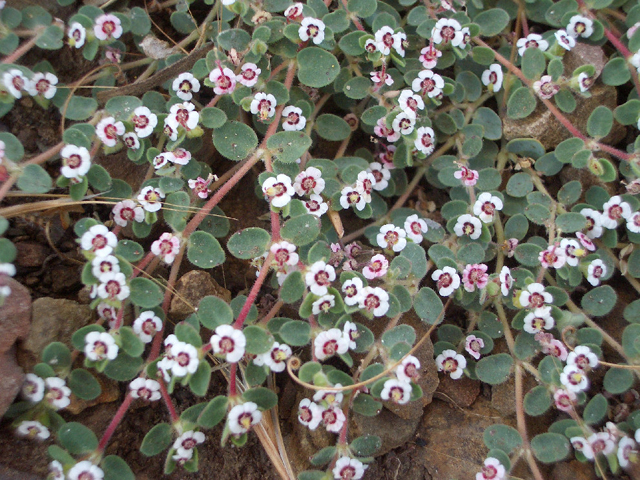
97;393;133;452
131;252;156;279
159;378;180;423
229;363;238;397
2;35;38;65
233;252;275;329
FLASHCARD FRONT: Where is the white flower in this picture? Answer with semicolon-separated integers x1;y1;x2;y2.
555;29;576;50
333;457;366;480
171;342;199;377
533;75;560;99
560;364;589;392
580;208;604;238
173;430;205;456
137;186;165;212
414;126;436;155
617;437;636;468
68;22;86;48
27;72;57;99
374;26;395;55
358;286;390;317
499;266;513;296
377;224;407;252
370;70;394;86
298;398;322;430
129;378;161;401
236;63;261;87
172;72;200;101
579;71;594;92
304;194;329;217
454;214;482;240
94;14;123;41
49;460;64;480
343;321;358;350
601;195;632;229
169;102;199;130
393;31;407;57
567;15;594;38
432;266;460;297
60;144;91;179
210;324;246;363
396;355;421;383
84;331;119;361
3;69;27;99
131;106;157;138
516;33;549;56
560;238;582;267
554;388;577;412
473;192;503;223
392;112;415;135
312;294;335;315
436;349;466;379
465;335;485;360
571;436;594;460
209;66;236;95
411;70;444;97
398;89;424;116
321;405;346;432
587;259;607;286
0;263;16;277
112;200;144;227
454;165;479;186
367;162;390;191
539;245;566;269
342;277;364;306
133;311;163;343
362;254;388;280
294;167;325;196
431;18;463;46
305;261;336;296
228;402;262;434
519;282;553;308
567;345;599;370
476;457;506;480
44;377;71;410
81;224;117;257
253;342;292;372
340;185;366;211
588;432;616;456
314;328;349;360
21;373;45;402
627;211;640;233
96;116;125;147
151;232;181;264
355;171;376;203
91;255;120;282
403;214;428;243
271;241;299;268
97;272;129;301
381;379;411;404
299;18;325;45
480;63;504;94
284;3;304;21
122;132;140;150
523;306;554;334
282;105;306;131
262;174;294;208
16;420;49;440
314;386;344;406
250;92;277;120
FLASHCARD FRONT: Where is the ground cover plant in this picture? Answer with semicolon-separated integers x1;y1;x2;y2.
3;0;640;478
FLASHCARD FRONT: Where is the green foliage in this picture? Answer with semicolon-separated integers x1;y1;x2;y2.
140;423;173;456
58;422;98;454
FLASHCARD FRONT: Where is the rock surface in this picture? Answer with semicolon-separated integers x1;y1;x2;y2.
0;346;25;418
169;270;232;320
0;278;31;355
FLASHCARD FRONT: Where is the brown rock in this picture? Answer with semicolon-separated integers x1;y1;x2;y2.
169;270;232;320
66;374;121;414
0;346;25;418
503;83;626;150
350;406;422;456
551;460;597;480
47;264;82;293
19;298;92;370
14;242;49;268
436;373;481;408
0;278;31;355
564;43;608;79
491;372;538;418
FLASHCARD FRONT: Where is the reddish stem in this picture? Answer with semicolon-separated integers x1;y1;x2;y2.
233;252;275;330
229;363;238;397
159;378;180;423
161;243;186;313
97;393;133;452
2;35;38;65
131;252;156;279
340;0;366;31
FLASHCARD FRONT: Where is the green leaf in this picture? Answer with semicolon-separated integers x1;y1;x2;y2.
218;28;251;51
473;107;502;140
475;354;513;384
140;423;173;456
614;99;640;125
299;361;322;382
130;7;151;35
603;367;634;395
267;131;312;163
198;395;228;428
586;105;613;138
506;172;533;197
279;320;311;346
72;325;105;351
243;386;278;410
524;385;552;416
413;287;444;324
583;393;608;425
316;114;351;141
187;231;225;269
522;47;547;80
555;212;586;233
58;422;98;455
624;299;640;323
104;353;143;381
350;435;381;456
483;424;522;453
212;121;258;161
343;76;371;99
280;214;321;246
17;164;51;194
602;57;630;86
298;472;327;480
557;181;582;205
524;204;551;226
42;342;72;370
474;8;509;36
105;96;142;120
311;446;337;466
297;47;340;88
504;214;529;241
198;296;233;329
175;322;202;347
280;270;305;303
68;368;101;400
472;46;496;65
115;240;144;262
102;455;134;480
581;285;616;317
531;433;570;463
244;325;274;354
63;95;98;121
189;361;211;396
200;107;227;129
119;326;145;357
129;278;163;308
227;227;271;259
507;87;536;119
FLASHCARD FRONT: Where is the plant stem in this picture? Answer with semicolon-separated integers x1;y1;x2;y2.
97;394;134;453
233;252;275;330
159;378;180;424
515;364;545;480
2;35;38;65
